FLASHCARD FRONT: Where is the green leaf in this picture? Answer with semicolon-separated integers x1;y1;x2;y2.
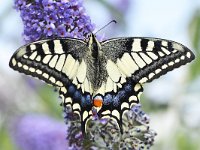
0;127;16;150
176;131;199;150
188;9;200;80
140;93;169;113
37;85;62;119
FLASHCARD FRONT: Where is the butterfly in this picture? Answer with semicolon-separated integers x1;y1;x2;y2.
9;33;195;133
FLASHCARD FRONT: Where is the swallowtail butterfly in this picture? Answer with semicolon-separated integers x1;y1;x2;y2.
9;33;195;133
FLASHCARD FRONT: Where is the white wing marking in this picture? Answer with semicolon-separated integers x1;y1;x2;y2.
29;67;35;72
105;77;114;92
121;53;139;73
113;82;117;93
128;95;137;103
73;103;81;111
81;83;85;93
147;41;155;51
147;52;158;60
82;111;89;121
49;76;56;83
106;60;121;82
161;47;170;55
131;39;142;52
30;44;36;50
62;54;75;76
23;65;28;70
76;60;87;83
101;110;111;115
54;40;63;54
112;109;120;120
121;102;129;110
18;62;22;67
69;60;79;79
11;58;17;66
131;53;146;68
49;55;58;68
36;69;42;74
139;53;152;64
117;59;132;77
161;41;168;47
55;54;66;71
72;77;78;86
158;51;165;57
42;73;49;79
84;78;90;93
65;97;72;104
43;55;52;64
42;43;51;54
36;55;41;61
29;51;37;60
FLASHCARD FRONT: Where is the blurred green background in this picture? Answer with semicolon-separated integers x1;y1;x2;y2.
0;0;200;149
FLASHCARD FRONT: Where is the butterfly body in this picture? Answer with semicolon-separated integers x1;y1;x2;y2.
9;33;195;133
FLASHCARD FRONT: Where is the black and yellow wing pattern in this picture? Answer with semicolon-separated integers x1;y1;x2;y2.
9;34;195;133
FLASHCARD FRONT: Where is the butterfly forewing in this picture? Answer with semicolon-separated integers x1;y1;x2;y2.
9;38;94;133
10;38;86;85
101;37;195;84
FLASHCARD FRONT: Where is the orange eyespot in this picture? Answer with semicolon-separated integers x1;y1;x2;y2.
93;96;103;107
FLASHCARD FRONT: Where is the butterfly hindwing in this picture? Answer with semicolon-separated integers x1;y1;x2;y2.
98;37;194;132
97;80;143;133
59;88;93;133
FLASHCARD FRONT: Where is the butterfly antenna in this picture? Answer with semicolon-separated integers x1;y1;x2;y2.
95;20;117;35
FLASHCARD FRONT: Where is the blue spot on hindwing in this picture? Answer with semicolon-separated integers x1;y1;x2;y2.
103;94;113;105
113;95;120;107
85;94;91;105
73;90;81;100
124;83;132;93
81;96;86;107
104;91;126;107
68;85;76;95
81;94;91;107
117;90;126;99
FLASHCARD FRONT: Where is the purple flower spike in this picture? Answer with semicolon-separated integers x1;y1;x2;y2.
64;104;157;149
14;0;95;43
11;115;67;150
